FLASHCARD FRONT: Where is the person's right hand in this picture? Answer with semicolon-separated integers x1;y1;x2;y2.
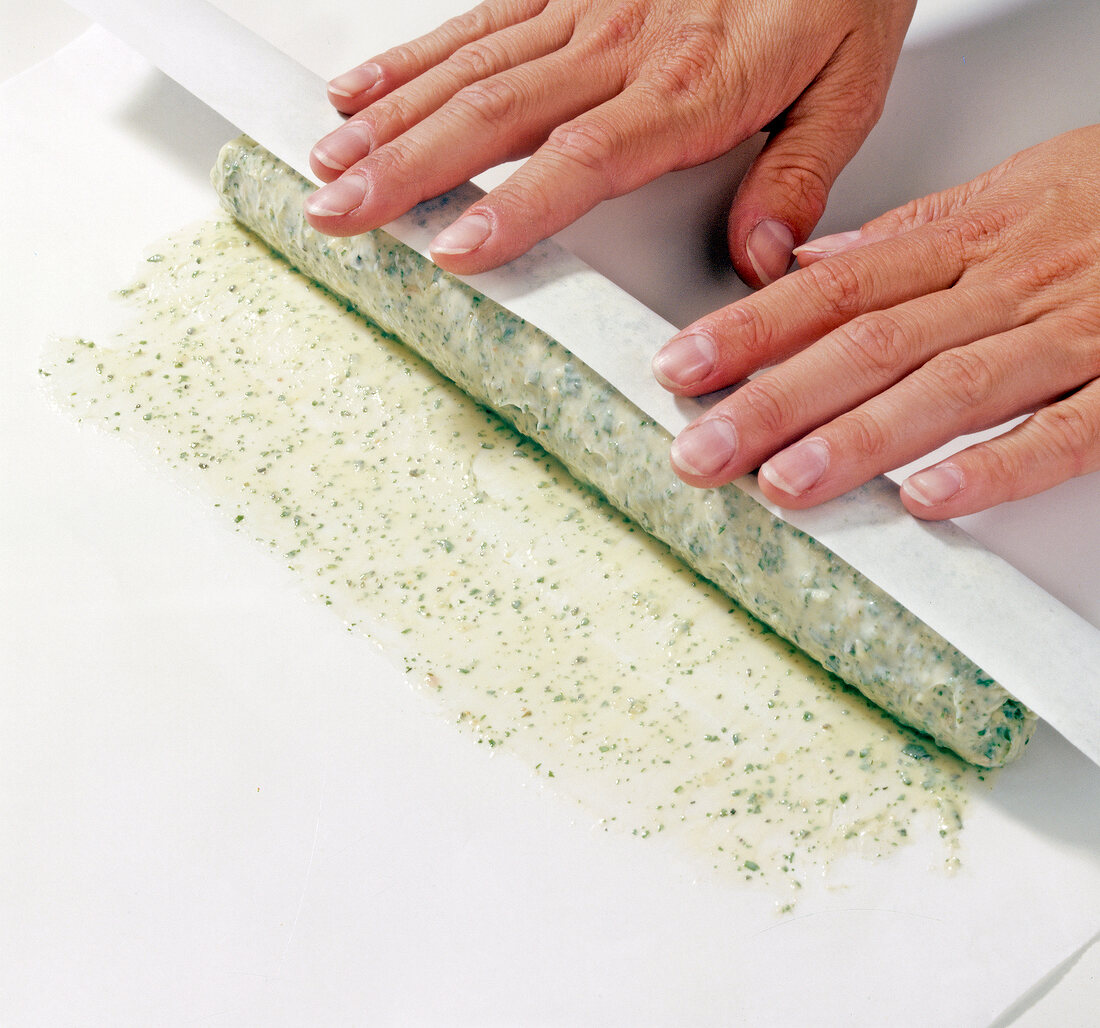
652;125;1100;520
305;0;916;285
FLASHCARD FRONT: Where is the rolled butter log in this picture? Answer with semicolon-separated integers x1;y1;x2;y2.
213;136;1034;767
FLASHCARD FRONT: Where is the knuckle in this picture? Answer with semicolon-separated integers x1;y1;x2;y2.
870;192;952;240
1063;300;1100;351
589;0;648;47
648;21;720;96
545;116;619;177
1017;251;1083;293
452;75;528;126
1033;401;1098;473
492;175;555;226
1010;237;1098;305
447;39;503;82
973;442;1022;499
380;41;423;69
831;313;910;381
837;408;892;462
847;70;890;127
444;6;497;43
368;133;420;178
879;196;929;235
736;377;802;439
926;347;999;411
803;256;865;320
729;302;784;366
764;155;832;224
388;2;535;70
363;91;420;135
936;205;1014;263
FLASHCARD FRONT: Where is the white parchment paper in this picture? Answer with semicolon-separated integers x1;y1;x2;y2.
3;22;1097;1027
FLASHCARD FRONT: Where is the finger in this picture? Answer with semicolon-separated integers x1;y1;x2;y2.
426;78;722;272
900;378;1100;519
727;24;908;288
728;95;875;288
325;0;550;114
665;280;1011;488
794;162;1013;266
312;8;575;181
305;45;622;239
793;195;965;267
756;315;1096;508
654;225;966;398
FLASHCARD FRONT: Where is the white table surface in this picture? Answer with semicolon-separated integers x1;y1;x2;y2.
2;1;1097;1024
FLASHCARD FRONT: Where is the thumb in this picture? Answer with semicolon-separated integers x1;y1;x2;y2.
727;72;890;288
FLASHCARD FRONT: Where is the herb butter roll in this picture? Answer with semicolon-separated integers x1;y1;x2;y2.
212;136;1035;768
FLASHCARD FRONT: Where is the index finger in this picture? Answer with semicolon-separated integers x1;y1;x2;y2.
326;0;552;113
304;39;622;241
311;10;576;182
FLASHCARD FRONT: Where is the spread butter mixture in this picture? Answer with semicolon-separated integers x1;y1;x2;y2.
43;217;981;904
213;137;1033;768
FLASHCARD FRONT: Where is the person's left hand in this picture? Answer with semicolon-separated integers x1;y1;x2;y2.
652;126;1100;520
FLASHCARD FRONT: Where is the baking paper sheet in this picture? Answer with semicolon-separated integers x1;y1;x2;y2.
67;0;1100;767
2;17;1098;1026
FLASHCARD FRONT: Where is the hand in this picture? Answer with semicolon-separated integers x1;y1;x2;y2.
652;126;1100;520
304;0;915;284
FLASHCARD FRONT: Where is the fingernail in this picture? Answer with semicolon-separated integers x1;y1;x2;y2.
793;229;862;260
670;419;739;478
746;219;795;286
903;465;964;506
652;333;716;389
759;439;829;497
311;122;373;173
304;174;369;217
329;62;382;99
430;213;492;256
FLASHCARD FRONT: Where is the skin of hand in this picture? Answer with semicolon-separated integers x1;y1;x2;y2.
305;0;916;286
651;126;1100;520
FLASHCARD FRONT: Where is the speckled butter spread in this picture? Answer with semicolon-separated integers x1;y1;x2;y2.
209;137;1033;768
44;211;988;898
